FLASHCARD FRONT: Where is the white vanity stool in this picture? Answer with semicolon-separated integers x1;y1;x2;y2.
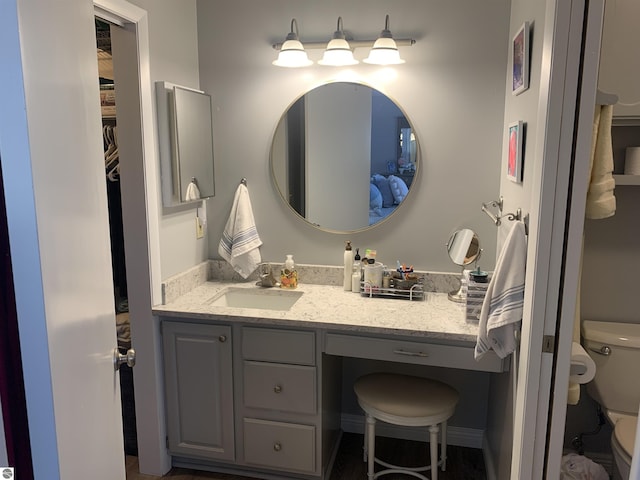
354;373;459;480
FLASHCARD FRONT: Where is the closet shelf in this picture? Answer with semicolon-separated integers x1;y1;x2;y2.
614;174;640;186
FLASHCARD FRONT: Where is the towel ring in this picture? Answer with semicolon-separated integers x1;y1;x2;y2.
240;178;247;186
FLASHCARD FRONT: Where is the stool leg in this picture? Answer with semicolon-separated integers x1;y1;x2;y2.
362;415;368;462
366;415;376;480
441;420;448;471
429;424;439;480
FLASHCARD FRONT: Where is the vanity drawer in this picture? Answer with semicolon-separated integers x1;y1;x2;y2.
242;327;315;365
243;361;317;414
325;333;504;372
243;418;316;473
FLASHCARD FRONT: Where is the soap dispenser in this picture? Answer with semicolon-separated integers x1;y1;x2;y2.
280;254;298;289
351;248;361;293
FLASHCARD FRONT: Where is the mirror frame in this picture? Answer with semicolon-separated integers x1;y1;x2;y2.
269;81;421;234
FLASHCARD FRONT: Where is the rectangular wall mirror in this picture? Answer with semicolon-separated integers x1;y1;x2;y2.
156;81;215;206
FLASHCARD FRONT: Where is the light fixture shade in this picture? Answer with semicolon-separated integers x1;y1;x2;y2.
318;17;358;66
363;15;405;65
318;38;358;66
273;19;313;68
273;39;313;67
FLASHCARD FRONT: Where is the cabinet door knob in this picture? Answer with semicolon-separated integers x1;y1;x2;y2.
273;385;282;394
273;442;282;452
219;335;227;343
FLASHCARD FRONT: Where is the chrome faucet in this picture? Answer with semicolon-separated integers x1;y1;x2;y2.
256;263;278;287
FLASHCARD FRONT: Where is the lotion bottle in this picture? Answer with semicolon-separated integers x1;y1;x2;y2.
280;254;298;289
343;241;353;291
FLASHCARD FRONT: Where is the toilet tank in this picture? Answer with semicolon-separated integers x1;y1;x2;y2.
582;320;640;415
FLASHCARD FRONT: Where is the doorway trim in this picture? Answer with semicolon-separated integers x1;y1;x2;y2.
94;0;169;475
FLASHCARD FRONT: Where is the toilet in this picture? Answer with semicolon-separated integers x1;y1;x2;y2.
582;320;640;480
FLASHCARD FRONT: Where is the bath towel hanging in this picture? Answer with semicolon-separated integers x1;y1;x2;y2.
585;104;616;219
218;182;262;278
475;220;527;360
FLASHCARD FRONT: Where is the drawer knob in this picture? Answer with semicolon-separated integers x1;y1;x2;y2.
273;442;282;452
219;335;227;343
273;385;283;394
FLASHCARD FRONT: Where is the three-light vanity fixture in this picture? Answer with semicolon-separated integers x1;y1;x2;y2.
272;15;415;68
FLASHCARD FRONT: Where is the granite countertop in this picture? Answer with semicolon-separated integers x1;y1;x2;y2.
153;280;480;344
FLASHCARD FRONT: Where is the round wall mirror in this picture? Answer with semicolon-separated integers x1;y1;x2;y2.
270;82;419;233
446;228;481;303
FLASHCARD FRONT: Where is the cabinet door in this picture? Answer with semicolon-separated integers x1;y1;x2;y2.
162;321;234;461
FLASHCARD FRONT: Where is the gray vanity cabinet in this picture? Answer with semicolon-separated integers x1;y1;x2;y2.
162;321;235;461
160;320;342;478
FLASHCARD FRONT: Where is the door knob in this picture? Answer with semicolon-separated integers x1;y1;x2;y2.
114;347;136;371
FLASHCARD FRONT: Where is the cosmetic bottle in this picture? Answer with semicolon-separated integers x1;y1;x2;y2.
351;248;361;293
280;254;298;289
343;241;353;291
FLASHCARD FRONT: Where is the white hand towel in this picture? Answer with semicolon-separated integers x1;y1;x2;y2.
475;221;527;360
185;181;201;201
218;184;262;278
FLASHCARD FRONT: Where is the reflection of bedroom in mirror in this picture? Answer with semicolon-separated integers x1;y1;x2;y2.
270;82;419;233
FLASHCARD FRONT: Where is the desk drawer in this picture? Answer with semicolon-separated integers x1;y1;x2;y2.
325;333;504;372
243;327;315;365
243;418;315;473
244;361;316;414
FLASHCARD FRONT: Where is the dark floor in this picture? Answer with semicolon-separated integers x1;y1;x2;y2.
126;433;487;479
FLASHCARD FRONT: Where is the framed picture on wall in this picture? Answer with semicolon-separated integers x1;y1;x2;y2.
507;121;523;183
512;22;530;95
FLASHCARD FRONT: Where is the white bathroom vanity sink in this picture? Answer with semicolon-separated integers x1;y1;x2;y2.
208;287;303;311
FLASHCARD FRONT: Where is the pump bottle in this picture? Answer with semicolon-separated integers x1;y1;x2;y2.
343;241;353;291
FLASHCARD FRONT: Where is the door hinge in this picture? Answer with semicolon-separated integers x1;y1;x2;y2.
542;335;555;354
166;436;169;449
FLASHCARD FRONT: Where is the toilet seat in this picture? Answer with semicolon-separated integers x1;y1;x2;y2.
614;416;637;458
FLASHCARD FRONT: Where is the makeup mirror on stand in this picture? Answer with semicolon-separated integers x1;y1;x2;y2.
446;229;481;303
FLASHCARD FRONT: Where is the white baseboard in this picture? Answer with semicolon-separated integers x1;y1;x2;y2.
340;413;484;449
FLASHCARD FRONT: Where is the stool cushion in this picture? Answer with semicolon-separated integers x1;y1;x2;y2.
354;373;459;419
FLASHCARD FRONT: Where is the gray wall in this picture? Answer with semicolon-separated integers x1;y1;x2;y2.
129;0;209;279
564;159;640;457
563;0;640;459
196;0;510;273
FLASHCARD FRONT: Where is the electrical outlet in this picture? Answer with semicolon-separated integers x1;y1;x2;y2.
195;217;205;239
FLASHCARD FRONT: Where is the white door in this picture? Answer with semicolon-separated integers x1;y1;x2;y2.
544;0;613;477
506;0;602;478
0;1;129;478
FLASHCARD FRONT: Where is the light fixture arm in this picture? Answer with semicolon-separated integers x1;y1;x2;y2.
381;14;392;38
335;17;345;39
287;18;300;41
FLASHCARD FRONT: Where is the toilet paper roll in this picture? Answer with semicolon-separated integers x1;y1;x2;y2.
569;342;596;384
624;147;640;175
